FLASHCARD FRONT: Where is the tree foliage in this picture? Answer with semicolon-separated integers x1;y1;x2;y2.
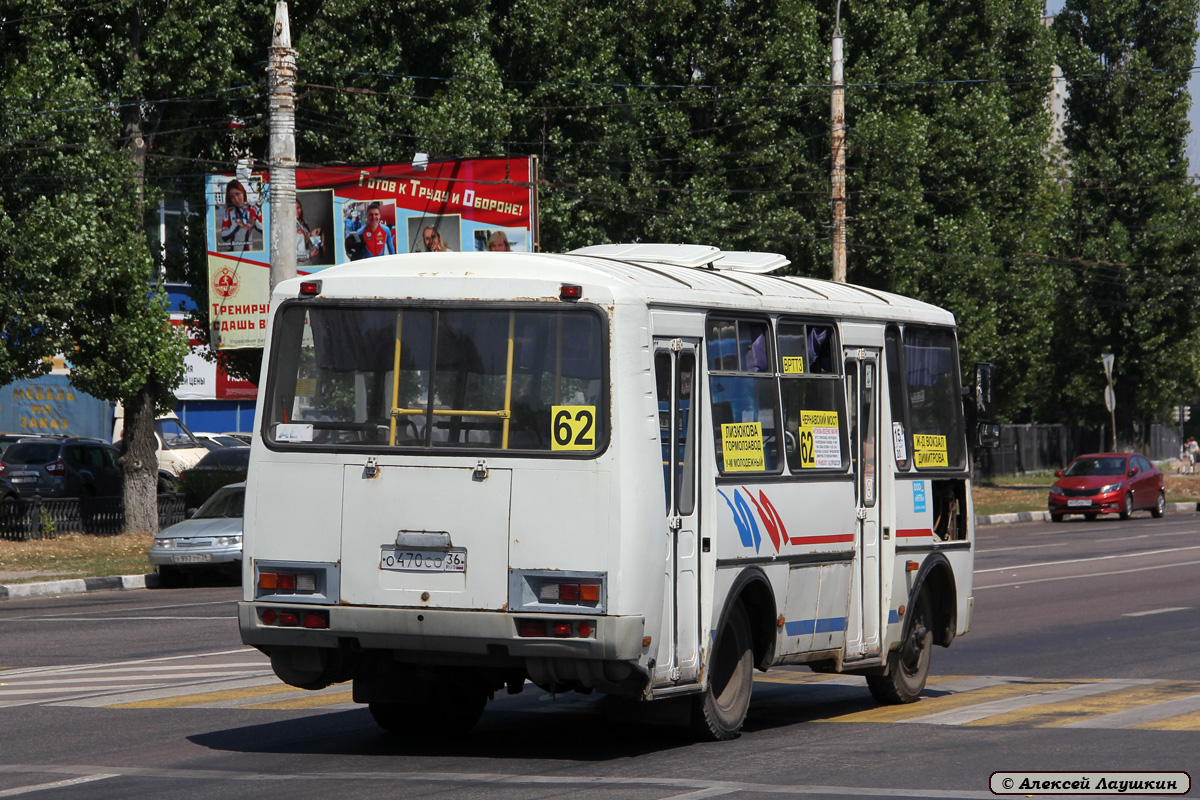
1051;0;1200;437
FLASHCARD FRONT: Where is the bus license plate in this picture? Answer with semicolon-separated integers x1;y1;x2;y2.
173;553;211;563
380;548;466;573
1067;499;1091;507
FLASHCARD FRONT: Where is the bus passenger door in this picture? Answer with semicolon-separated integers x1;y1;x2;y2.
844;349;882;659
653;339;701;686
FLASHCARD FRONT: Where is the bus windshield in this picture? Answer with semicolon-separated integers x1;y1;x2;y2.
265;304;607;453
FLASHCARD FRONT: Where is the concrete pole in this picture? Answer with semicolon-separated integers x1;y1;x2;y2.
269;0;297;291
831;12;847;284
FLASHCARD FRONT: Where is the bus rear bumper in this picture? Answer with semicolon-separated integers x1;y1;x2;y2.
238;601;646;662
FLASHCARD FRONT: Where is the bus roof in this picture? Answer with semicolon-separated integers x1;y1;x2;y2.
281;245;956;327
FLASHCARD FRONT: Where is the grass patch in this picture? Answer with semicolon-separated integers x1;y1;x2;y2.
0;532;155;584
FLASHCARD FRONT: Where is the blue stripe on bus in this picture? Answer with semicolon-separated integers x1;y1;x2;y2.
783;616;848;636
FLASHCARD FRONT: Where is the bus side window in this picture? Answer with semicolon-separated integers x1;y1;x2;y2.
655;351;673;512
707;317;780;474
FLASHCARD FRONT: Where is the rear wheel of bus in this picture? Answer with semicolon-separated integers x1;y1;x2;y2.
691;601;754;741
866;589;932;705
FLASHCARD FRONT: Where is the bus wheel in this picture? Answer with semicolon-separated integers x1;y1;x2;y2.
867;590;932;705
690;601;753;741
369;691;487;737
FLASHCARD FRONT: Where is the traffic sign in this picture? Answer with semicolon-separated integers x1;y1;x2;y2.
1104;385;1115;413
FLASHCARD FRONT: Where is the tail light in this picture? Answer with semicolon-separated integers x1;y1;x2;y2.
0;463;6;476
516;618;595;638
258;571;317;593
45;459;66;476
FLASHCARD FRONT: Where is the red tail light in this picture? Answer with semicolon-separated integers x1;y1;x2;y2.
45;459;66;476
0;463;6;476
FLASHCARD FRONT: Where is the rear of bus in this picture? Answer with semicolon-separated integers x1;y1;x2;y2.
238;257;656;734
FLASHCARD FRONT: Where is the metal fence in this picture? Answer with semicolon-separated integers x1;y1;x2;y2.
976;423;1184;480
0;494;187;541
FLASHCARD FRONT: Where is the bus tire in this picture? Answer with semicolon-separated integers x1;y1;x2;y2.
369;691;487;737
867;589;932;705
690;601;754;741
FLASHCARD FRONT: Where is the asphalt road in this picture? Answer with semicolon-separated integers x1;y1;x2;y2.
1;514;1197;799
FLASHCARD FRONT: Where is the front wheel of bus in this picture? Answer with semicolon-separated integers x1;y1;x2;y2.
691;601;753;741
867;589;932;705
369;691;487;738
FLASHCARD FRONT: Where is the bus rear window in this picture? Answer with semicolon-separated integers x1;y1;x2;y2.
266;304;607;453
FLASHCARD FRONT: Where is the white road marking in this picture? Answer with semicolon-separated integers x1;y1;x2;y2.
0;774;117;797
1122;606;1190;617
976;558;1200;589
1064;694;1200;728
0;764;1000;798
895;679;1154;725
975;545;1200;574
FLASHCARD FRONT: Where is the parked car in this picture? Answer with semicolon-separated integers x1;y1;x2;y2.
0;475;19;503
0;437;123;498
193;432;250;449
1048;452;1165;522
177;447;250;508
112;411;210;488
149;482;244;586
0;433;47;456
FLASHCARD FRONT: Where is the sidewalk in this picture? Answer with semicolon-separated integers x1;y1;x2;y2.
3;503;1197;601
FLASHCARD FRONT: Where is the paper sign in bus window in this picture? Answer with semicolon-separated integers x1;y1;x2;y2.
721;422;765;472
798;410;841;469
782;356;805;374
551;405;597;451
913;433;948;468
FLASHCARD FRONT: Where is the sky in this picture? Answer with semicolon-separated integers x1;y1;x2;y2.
1044;0;1200;171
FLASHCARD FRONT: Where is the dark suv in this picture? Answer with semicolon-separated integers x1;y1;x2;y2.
0;437;123;498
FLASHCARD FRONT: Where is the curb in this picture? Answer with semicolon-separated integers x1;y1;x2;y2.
0;573;160;601
976;501;1200;526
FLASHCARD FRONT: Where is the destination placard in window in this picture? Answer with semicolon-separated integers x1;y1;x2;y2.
913;433;949;468
721;422;765;472
799;410;841;469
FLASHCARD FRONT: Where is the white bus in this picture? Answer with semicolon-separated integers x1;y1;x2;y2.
239;243;981;740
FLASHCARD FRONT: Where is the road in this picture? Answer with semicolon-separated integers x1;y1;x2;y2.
0;513;1197;799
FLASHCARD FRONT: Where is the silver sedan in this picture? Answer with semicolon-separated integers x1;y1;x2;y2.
149;482;244;586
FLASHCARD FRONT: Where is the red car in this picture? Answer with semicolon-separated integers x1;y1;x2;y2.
1048;452;1165;522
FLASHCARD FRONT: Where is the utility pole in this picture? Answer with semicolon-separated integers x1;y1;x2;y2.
268;0;297;291
830;1;847;283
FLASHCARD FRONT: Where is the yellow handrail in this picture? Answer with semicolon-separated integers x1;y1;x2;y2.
502;311;515;449
389;310;403;446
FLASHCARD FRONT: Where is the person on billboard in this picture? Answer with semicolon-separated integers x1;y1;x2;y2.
220;179;262;251
345;202;395;259
423;225;453;252
296;199;324;263
486;231;511;251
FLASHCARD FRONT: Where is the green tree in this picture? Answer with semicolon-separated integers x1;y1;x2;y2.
840;0;1066;422
1053;0;1200;440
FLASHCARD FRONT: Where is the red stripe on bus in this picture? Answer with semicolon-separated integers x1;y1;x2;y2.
896;528;932;538
789;534;856;544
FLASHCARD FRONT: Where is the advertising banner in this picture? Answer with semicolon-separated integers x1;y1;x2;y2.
205;156;538;350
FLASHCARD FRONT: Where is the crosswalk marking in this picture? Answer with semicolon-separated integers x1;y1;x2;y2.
5;652;1200;730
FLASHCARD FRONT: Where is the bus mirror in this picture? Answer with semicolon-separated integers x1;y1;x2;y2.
974;362;996;422
977;422;1000;448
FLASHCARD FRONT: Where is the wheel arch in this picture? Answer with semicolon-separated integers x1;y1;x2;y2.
908;554;957;648
721;567;777;670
